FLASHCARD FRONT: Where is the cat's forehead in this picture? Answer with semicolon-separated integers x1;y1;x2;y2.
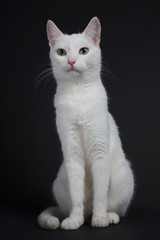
55;33;92;49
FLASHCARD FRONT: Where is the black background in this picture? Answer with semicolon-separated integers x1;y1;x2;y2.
1;1;160;239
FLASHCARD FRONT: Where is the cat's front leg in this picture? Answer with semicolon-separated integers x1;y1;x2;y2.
60;126;85;230
84;124;111;228
91;153;111;228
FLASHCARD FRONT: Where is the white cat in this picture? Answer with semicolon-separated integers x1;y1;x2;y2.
38;17;134;230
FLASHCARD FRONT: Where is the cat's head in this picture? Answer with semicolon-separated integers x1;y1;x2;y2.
46;17;101;83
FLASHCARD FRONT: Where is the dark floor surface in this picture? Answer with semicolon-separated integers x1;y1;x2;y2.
0;204;160;240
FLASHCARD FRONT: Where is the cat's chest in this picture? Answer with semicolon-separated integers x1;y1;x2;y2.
56;89;92;116
54;83;107;123
56;85;95;106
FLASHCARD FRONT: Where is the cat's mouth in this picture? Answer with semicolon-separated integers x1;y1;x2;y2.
67;67;80;73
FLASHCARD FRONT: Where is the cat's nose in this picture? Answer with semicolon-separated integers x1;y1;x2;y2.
68;60;76;67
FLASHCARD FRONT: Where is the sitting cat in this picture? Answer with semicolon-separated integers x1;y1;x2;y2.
38;17;134;230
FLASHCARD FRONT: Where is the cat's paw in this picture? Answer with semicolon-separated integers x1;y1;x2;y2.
61;217;84;230
38;215;60;230
107;212;120;224
91;216;109;228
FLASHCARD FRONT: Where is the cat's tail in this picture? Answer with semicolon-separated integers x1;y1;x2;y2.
38;206;64;230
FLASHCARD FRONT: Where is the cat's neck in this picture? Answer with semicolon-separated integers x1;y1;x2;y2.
55;69;101;90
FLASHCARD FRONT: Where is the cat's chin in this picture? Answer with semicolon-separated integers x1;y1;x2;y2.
67;69;82;78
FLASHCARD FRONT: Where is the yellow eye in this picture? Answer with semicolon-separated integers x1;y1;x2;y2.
57;48;67;56
79;47;89;55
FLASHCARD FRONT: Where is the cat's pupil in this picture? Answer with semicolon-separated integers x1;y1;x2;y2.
60;49;64;54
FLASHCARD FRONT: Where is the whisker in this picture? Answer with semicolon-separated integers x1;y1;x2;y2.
34;66;53;94
101;62;119;82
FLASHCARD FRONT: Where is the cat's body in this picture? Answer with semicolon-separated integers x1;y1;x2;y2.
38;17;134;230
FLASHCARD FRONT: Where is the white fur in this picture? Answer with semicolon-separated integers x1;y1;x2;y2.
38;17;134;230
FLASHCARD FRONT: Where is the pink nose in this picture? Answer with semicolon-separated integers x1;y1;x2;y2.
68;60;76;67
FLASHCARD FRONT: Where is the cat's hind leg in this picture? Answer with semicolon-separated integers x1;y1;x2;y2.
107;212;120;224
37;206;64;230
107;113;134;222
107;159;134;223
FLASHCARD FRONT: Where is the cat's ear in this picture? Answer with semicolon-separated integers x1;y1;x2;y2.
46;20;63;47
83;17;101;45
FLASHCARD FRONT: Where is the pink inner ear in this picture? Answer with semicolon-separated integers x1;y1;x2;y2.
92;34;101;45
47;21;54;47
46;20;62;47
83;17;101;45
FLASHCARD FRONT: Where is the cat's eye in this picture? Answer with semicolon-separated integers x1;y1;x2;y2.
57;48;67;56
79;47;89;55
